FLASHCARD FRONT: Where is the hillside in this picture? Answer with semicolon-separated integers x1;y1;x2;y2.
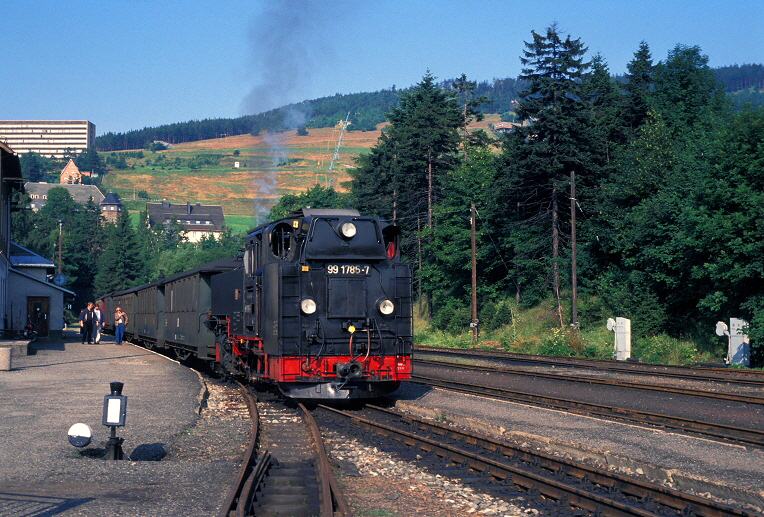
101;115;501;230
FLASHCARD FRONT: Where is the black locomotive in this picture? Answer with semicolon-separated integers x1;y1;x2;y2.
100;209;413;400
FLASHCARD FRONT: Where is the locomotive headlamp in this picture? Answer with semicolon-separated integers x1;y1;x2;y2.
378;299;395;315
339;222;357;238
300;298;317;314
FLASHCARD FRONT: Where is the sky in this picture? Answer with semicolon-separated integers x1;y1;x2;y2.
2;0;761;136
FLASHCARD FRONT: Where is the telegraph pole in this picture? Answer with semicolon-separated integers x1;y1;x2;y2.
570;171;578;328
471;204;478;343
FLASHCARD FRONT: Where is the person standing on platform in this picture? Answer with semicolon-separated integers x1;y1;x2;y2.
93;301;103;344
114;307;128;345
78;302;96;344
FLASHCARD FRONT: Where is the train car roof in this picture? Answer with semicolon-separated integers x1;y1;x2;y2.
158;256;241;285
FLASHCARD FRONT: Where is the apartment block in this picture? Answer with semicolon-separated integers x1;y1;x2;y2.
0;120;95;159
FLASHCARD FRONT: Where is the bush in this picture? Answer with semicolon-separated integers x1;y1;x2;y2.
632;335;698;364
432;299;471;335
479;300;513;331
537;327;576;356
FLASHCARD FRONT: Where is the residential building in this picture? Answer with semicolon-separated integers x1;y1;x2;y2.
24;182;105;211
100;193;122;224
147;201;225;243
60;159;91;184
0;120;95;159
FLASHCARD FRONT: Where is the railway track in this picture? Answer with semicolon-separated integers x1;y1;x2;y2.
414;358;764;405
410;373;764;448
414;345;764;386
217;386;349;517
317;404;762;517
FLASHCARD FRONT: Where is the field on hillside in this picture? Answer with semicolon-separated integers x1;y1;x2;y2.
101;114;501;228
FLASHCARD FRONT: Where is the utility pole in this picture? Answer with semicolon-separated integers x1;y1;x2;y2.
570;171;578;328
471;204;478;343
328;112;350;188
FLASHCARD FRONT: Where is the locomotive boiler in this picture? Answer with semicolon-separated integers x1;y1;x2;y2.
205;208;413;399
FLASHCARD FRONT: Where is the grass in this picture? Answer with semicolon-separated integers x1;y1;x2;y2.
414;296;728;365
99;116;502;221
224;215;256;233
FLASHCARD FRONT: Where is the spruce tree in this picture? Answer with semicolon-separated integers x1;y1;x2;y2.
496;24;591;319
94;208;142;295
621;41;654;135
351;72;461;231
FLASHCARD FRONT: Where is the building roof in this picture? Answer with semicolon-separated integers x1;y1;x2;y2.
0;141;23;182
9;267;75;296
24;182;105;206
9;242;54;268
101;192;122;207
146;201;225;232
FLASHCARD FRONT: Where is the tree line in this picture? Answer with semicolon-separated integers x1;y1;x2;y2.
95;64;763;153
269;26;764;363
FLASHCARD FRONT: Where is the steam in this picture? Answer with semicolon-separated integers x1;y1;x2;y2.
243;0;333;224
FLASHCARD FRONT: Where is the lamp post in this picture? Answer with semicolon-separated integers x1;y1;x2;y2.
102;382;127;460
57;219;63;274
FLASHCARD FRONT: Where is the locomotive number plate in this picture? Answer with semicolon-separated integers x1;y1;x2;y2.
326;264;371;275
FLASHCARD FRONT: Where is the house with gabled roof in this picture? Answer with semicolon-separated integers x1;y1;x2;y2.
146;201;225;243
60;159;91;184
24;182;105;212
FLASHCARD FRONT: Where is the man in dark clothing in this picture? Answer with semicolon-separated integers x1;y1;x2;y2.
78;302;96;344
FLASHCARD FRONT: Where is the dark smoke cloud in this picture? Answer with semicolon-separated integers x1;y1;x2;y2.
243;0;344;224
242;0;333;115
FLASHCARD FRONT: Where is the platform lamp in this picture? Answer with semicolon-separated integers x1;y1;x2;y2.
53;220;66;288
102;382;127;460
57;219;63;273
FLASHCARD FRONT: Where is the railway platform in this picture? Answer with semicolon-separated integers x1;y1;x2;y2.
0;329;237;516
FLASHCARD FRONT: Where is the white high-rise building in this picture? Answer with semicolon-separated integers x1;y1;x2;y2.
0;120;95;159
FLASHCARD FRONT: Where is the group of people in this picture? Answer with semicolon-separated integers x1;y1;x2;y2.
77;302;128;345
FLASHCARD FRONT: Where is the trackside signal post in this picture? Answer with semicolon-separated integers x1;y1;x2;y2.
716;318;750;367
607;317;631;360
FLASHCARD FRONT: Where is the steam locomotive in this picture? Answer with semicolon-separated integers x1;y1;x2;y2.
100;209;413;400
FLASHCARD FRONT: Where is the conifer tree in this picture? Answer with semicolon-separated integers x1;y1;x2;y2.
496;24;591;319
351;72;461;231
94;208;142;295
620;41;654;135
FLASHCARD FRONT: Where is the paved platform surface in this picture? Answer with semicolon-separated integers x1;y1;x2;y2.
393;382;764;512
0;331;237;517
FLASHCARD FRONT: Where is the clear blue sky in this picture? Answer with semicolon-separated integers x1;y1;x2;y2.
2;0;761;135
